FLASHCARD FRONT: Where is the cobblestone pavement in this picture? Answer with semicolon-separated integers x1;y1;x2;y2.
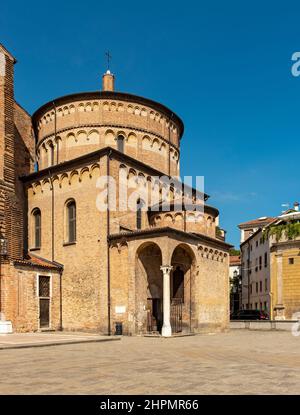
1;330;300;394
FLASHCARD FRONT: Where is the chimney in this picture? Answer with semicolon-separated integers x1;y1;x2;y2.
102;70;114;91
294;202;299;212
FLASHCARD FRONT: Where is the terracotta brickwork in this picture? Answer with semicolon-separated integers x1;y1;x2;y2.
1;262;61;332
33;95;181;176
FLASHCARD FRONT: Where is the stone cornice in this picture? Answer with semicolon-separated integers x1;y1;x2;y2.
108;226;232;250
270;239;300;252
19;146;209;201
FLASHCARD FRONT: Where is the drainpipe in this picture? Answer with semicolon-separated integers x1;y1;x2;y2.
247;243;250;307
48;168;55;263
0;237;8;318
59;267;63;330
168;113;174;177
189;267;192;333
107;150;112;335
0;256;1;316
269;291;273;320
53;101;58;164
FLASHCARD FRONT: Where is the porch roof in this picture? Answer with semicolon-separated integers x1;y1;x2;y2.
108;226;233;250
13;253;64;271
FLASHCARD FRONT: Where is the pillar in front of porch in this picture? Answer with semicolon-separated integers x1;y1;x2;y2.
160;265;173;337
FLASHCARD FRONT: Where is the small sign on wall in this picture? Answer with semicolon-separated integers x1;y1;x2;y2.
115;306;126;314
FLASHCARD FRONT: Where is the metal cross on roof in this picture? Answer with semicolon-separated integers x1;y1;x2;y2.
105;51;112;71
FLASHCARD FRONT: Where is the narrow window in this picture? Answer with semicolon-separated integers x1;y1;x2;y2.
259;256;262;270
136;199;144;230
49;143;54;166
264;252;268;267
289;258;294;265
33;208;41;248
67;200;76;243
260;281;262;292
117;135;125;153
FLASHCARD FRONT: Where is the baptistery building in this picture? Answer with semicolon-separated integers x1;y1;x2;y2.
0;44;231;336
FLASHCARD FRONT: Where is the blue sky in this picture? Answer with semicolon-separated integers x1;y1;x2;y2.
1;0;300;248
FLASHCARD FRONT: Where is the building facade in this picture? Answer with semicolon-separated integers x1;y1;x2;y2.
240;229;271;314
238;217;275;243
240;206;300;319
0;44;231;336
269;207;300;320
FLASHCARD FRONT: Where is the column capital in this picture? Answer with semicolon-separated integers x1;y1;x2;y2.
160;265;173;274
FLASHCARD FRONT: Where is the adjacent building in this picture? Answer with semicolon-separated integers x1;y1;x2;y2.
238;217;275;243
240;226;272;314
269;206;300;320
239;204;300;319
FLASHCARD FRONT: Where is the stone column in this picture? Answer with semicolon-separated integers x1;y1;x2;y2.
160;265;173;337
274;253;285;320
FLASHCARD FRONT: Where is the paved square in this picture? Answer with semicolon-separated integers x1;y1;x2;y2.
1;330;300;394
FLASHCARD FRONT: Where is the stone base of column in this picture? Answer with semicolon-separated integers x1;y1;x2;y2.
161;324;172;337
0;321;13;334
274;304;285;320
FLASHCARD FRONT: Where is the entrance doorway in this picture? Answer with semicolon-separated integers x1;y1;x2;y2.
39;276;50;328
171;245;195;333
136;242;163;335
147;298;162;333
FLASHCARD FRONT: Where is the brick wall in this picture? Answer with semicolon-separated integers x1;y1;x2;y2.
1;262;61;332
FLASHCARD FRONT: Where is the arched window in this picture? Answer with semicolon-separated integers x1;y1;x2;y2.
117;135;125;153
66;200;76;243
49;143;54;166
136;199;144;230
32;208;41;248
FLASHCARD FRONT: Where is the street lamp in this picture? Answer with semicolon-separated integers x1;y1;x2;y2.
0;238;8;256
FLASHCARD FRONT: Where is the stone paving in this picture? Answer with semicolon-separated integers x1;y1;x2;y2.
1;330;300;394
